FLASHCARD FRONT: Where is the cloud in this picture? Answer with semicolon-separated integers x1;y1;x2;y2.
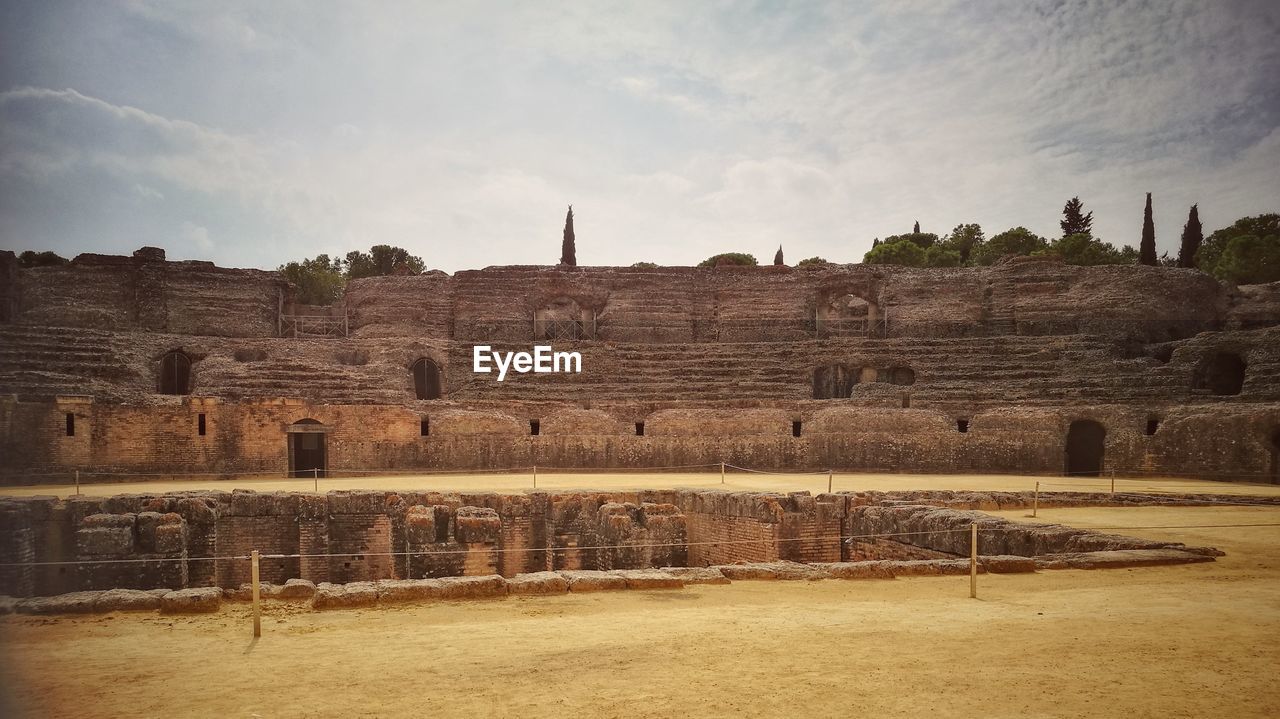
0;1;1277;270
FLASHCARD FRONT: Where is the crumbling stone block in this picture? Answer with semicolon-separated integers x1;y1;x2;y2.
455;507;502;544
715;561;831;581
94;588;163;612
981;555;1038;573
375;579;444;603
160;587;221;613
507;572;569;595
278;578;317;600
813;562;896;580
17;591;101;614
612;569;684;589
311;581;378;609
436;574;508;599
560;570;627;592
659;567;731;585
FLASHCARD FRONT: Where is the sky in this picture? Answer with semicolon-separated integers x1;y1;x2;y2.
1;0;1278;272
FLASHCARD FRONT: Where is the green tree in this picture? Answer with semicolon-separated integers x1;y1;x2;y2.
971;227;1048;265
773;245;785;265
863;240;926;266
880;231;939;249
630;261;658;269
17;250;69;267
1060;196;1093;238
796;256;831;268
924;244;961;267
560;205;576;266
698;252;758;268
1039;233;1134;266
1139;193;1157;265
1212;234;1280;285
1176;204;1203;268
941;223;984;265
280;254;345;305
1196;214;1279;281
344;245;425;278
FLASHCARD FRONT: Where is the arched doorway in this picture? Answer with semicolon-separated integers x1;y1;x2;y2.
1065;420;1106;476
1270;428;1280;485
1195;352;1246;395
411;358;442;400
288;418;328;478
158;350;191;395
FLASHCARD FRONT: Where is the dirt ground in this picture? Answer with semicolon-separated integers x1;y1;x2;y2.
2;503;1279;718
4;469;1280;499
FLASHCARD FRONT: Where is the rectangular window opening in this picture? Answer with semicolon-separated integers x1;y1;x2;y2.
792;420;802;438
635;422;645;436
957;419;970;433
197;413;206;436
420;418;430;436
530;419;540;436
65;413;75;437
901;393;911;409
1145;418;1160;436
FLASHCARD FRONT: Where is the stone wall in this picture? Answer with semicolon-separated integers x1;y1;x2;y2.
1;249;1278;481
0;487;1236;597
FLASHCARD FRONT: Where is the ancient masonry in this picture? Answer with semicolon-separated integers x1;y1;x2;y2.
0;487;1243;600
1;246;1278;481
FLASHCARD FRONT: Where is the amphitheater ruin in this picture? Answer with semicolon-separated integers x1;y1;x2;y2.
1;246;1279;611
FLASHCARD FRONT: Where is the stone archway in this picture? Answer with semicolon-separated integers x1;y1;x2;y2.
1065;420;1106;477
411;357;442;400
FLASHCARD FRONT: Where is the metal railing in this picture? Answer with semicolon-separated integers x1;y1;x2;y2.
281;314;348;338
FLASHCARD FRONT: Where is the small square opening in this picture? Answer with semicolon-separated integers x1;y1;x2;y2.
1145;417;1160;436
635;422;645;436
530;419;540;436
420;418;430;436
957;419;969;433
65;413;75;437
197;413;206;436
792;420;802;437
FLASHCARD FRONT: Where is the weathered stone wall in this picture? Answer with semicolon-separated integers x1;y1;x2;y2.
0;487;1237;597
1;250;1278;481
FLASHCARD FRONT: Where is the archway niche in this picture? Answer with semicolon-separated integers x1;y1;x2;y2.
815;290;880;336
1194;352;1246;396
1065;420;1106;477
288;418;328;478
886;366;916;386
535;296;594;340
813;364;856;399
1270;428;1280;484
158;350;191;395
411;358;442;400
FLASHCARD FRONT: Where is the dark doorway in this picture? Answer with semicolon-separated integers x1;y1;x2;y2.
289;419;327;478
1270;429;1280;484
1065;420;1106;476
159;350;191;395
813;364;855;399
792;420;802;437
411;358;442;400
1195;352;1246;395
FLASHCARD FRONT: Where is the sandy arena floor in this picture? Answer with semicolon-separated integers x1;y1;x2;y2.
2;502;1279;718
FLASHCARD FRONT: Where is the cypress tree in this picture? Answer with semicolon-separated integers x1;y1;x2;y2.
1139;192;1157;265
773;245;784;265
913;220;920;234
1177;204;1203;268
1060;196;1093;238
560;205;576;266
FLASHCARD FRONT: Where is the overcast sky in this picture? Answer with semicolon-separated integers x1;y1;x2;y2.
1;1;1277;272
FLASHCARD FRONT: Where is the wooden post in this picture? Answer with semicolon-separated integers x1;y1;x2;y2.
827;470;833;494
1032;481;1039;517
1110;469;1116;495
251;550;261;638
313;467;318;493
721;462;726;484
533;464;537;489
75;469;80;496
969;523;978;599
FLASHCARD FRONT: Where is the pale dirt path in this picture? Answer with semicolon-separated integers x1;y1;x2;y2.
2;505;1279;718
4;470;1279;499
